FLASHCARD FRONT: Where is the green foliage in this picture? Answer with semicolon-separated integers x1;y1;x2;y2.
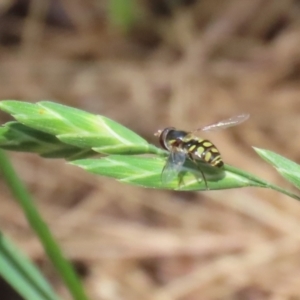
1;100;300;299
254;147;300;190
109;0;137;32
0;100;299;200
0;100;159;155
0;233;61;300
0;121;94;159
0;150;88;300
71;156;262;191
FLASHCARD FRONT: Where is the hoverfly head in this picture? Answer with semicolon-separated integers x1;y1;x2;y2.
155;127;176;150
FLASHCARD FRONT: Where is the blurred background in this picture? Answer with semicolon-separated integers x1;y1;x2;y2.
1;0;300;299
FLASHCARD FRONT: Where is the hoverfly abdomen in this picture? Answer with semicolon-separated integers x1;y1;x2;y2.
195;139;224;168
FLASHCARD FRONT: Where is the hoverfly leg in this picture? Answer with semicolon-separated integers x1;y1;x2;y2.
177;171;187;188
188;154;209;190
197;167;208;190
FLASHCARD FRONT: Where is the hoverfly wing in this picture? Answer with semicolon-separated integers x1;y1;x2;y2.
195;114;249;132
161;150;186;185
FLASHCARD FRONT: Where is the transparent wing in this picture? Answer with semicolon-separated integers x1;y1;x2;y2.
195;114;250;132
161;150;186;185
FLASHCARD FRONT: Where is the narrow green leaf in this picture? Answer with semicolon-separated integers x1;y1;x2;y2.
1;100;299;201
0;100;159;155
71;155;268;191
0;121;95;159
0;150;89;300
0;233;61;300
254;147;300;190
71;155;300;200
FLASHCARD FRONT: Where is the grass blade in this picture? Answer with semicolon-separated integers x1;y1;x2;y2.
70;155;268;190
1;100;299;202
71;155;300;200
0;233;61;300
0;150;89;300
254;147;300;190
0;121;95;159
0;100;160;155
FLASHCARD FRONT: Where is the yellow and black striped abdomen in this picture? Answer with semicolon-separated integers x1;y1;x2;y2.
187;139;224;168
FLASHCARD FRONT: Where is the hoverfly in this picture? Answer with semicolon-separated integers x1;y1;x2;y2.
155;114;249;188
